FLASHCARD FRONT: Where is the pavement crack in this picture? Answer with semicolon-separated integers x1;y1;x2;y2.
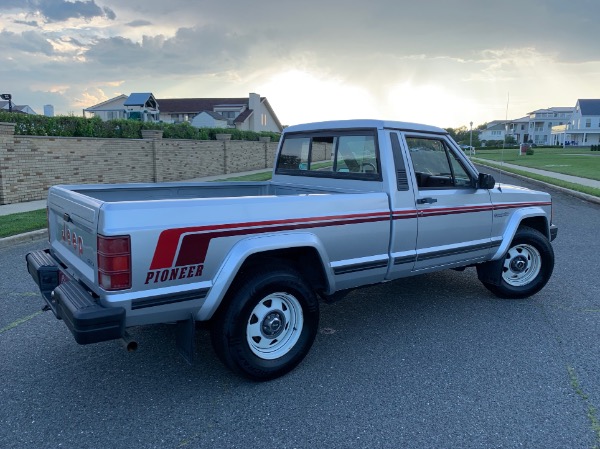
538;303;600;447
567;365;600;448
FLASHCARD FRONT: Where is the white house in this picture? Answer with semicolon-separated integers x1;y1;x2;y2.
82;94;128;120
83;93;159;122
525;106;574;145
190;111;229;128
551;99;600;146
479;120;508;145
505;116;529;144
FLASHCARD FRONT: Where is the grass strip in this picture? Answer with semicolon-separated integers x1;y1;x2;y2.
0;209;46;238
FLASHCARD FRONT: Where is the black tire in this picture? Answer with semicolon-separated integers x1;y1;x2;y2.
211;265;319;381
480;226;554;299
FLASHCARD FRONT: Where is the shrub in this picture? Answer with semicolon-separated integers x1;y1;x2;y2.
0;112;280;141
526;148;535;155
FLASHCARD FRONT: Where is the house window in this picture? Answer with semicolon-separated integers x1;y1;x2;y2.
586;119;591;128
261;114;267;126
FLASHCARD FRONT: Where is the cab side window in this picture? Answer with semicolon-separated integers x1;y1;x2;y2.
405;137;473;189
276;131;380;180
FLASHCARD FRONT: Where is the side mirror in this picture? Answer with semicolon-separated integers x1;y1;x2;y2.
478;173;496;189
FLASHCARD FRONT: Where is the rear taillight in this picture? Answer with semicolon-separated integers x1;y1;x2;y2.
97;235;131;291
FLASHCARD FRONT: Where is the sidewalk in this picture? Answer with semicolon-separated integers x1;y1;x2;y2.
472;158;600;189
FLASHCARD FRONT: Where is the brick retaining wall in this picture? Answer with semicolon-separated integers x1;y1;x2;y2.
0;122;277;205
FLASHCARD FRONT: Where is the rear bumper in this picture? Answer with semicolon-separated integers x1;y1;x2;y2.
26;249;125;345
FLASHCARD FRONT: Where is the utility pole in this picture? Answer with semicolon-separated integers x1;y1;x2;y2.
469;121;473;156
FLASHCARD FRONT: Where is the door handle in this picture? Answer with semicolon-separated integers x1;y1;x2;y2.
417;197;438;204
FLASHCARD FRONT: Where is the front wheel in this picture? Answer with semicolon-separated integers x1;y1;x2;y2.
479;226;555;299
211;265;319;381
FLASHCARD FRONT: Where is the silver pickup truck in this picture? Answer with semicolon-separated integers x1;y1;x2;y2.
26;119;558;380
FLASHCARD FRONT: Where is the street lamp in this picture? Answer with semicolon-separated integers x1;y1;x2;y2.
469;121;473;156
1;93;12;113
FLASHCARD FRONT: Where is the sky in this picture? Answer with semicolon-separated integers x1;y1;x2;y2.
1;0;599;129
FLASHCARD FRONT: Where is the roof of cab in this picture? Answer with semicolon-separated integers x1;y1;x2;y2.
283;119;447;135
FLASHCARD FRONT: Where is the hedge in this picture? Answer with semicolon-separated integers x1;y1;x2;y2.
0;112;281;142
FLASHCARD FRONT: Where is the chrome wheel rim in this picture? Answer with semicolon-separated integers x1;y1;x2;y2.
502;243;541;287
246;293;304;360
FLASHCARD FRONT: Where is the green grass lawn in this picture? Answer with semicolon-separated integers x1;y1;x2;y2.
0;209;47;238
474;147;600;181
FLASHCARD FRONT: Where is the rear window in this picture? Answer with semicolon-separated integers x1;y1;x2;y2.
276;130;381;181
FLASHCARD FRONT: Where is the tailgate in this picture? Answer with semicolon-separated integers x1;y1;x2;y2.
48;187;102;287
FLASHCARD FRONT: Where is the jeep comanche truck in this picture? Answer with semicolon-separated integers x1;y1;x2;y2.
26;119;558;380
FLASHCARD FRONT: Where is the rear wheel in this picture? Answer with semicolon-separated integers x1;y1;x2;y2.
480;226;554;299
211;265;319;381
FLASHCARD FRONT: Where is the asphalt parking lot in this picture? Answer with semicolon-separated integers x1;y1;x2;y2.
1;170;599;449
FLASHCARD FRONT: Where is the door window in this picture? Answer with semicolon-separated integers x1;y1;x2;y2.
405;137;473;188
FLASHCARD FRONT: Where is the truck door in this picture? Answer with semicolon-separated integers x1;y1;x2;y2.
385;131;419;280
402;133;494;272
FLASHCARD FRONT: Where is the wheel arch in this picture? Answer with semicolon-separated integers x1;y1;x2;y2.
196;232;332;321
491;207;550;261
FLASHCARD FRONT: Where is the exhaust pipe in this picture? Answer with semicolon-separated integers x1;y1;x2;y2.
121;331;138;352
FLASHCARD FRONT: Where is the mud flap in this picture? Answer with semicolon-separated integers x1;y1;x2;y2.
176;314;195;365
476;258;505;286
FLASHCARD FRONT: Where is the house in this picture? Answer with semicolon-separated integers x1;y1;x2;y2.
123;93;159;122
478;120;508;145
480;106;575;146
156;93;283;133
0;101;37;115
82;94;128;120
83;92;283;133
505;116;529;144
190;111;229;128
551;99;600;146
83;93;159;122
525;106;574;145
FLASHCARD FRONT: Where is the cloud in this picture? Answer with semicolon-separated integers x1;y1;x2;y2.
0;30;54;56
2;0;600;126
126;20;152;28
14;20;40;27
0;0;116;23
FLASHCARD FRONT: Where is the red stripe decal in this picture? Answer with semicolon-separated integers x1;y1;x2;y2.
149;201;550;270
150;212;392;270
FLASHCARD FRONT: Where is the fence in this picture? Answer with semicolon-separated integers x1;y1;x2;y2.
0;123;277;205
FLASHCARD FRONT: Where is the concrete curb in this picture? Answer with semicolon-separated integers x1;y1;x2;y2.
474;161;600;206
0;229;47;250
